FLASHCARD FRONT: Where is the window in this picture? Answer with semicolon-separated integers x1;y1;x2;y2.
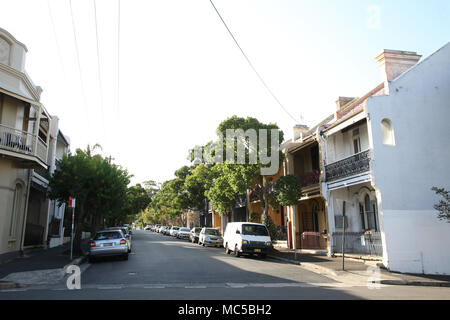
360;194;378;231
242;224;269;236
352;128;361;154
381;119;395;146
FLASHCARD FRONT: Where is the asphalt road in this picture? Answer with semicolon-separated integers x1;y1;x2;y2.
1;230;450;300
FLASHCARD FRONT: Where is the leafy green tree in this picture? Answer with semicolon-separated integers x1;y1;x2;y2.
49;146;130;256
432;187;450;223
200;116;285;222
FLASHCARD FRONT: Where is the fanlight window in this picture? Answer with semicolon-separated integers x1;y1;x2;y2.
381;118;395;146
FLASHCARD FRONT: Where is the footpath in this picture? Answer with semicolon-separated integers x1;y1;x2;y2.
0;241;87;289
268;247;450;288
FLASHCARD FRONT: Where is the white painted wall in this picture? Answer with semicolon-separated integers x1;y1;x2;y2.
367;42;450;275
326;122;370;164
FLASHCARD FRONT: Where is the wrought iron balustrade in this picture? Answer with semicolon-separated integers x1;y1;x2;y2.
325;149;371;182
0;124;48;164
299;169;320;187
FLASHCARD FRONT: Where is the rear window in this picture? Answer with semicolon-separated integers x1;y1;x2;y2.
242;224;269;236
180;228;190;232
94;231;122;240
205;229;220;236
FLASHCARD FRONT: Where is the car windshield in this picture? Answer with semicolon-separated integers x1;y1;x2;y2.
180;228;190;232
94;231;122;240
241;224;269;236
205;229;220;236
173;227;180;230
194;228;202;233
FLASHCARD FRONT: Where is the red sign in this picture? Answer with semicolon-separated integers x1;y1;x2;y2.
69;197;76;208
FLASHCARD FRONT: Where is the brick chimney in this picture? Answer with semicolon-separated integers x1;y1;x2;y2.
376;49;421;86
336;96;355;112
293;124;309;142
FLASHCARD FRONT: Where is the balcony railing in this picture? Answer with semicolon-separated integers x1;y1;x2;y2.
0;124;47;164
299;169;320;188
325;149;371;182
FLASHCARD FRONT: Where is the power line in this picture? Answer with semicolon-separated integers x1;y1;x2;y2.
93;0;107;139
69;0;92;137
47;0;67;84
208;0;299;124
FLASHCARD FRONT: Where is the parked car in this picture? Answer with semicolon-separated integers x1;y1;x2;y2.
177;227;191;240
144;225;151;230
223;222;272;258
198;227;223;247
154;224;161;232
158;226;165;233
163;226;171;235
88;230;129;262
170;226;180;237
189;227;202;243
106;227;132;252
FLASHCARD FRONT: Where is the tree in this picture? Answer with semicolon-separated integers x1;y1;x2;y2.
432;187;450;223
201;116;285;223
49;146;130;256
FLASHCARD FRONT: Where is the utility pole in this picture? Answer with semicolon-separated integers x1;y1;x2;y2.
342;200;346;271
69;197;76;261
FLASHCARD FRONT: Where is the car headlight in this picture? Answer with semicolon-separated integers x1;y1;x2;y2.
241;240;249;245
265;241;272;246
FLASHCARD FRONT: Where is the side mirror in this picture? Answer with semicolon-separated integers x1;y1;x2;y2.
236;230;240;234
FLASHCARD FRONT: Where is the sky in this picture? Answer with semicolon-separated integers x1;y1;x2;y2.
0;0;449;185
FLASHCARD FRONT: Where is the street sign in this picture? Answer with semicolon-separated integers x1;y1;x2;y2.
69;197;76;208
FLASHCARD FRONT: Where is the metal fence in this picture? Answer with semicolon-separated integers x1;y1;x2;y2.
275;226;288;240
332;231;383;256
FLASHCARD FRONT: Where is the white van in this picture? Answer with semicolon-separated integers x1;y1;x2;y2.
223;222;272;258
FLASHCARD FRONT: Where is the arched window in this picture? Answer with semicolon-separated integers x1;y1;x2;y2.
358;191;379;232
381;118;395;146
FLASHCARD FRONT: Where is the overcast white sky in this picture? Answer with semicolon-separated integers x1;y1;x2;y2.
1;0;449;185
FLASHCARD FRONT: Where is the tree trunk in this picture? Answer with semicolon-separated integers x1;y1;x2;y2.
260;176;269;224
72;202;86;257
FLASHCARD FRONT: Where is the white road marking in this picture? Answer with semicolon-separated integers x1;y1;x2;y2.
0;288;28;292
97;285;123;290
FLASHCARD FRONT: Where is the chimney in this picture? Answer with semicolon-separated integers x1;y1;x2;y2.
376;49;421;84
335;96;356;112
293;124;309;142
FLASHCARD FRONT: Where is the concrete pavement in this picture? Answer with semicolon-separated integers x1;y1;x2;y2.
268;247;450;288
0;241;87;289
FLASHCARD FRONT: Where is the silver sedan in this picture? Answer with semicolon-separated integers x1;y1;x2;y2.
88;230;129;262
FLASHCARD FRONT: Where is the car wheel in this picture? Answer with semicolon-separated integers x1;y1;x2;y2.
88;256;95;263
234;245;241;257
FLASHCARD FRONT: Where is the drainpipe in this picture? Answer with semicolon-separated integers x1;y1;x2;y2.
20;168;33;253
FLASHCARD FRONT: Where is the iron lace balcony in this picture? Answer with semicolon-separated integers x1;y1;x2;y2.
325;149;371;182
0;123;48;167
